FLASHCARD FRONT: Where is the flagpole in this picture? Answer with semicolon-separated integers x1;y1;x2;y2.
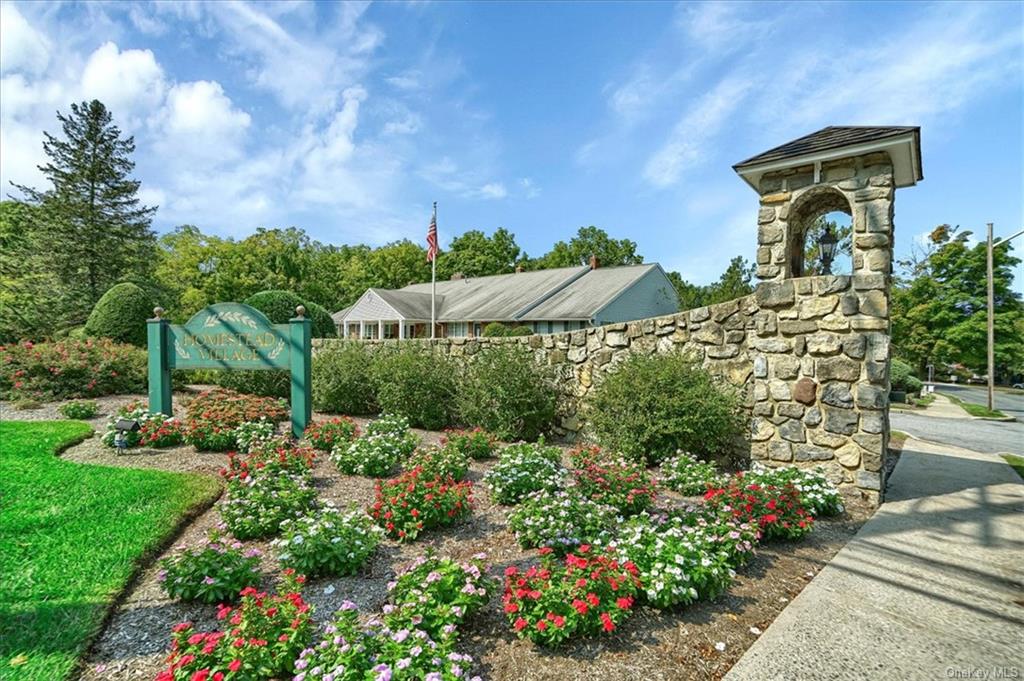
431;201;437;340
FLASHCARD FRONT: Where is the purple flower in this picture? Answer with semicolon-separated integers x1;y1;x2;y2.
203;576;216;585
373;664;392;681
392;629;410;643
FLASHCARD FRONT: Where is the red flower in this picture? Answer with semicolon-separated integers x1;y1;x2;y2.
504;602;519;613
514;617;528;631
572;599;589;615
536;620;548;631
586;592;600;607
228;659;242;672
600;612;615;632
616;596;633;609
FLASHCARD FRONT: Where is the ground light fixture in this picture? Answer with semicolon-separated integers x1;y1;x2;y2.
818;225;838;275
114;418;140;453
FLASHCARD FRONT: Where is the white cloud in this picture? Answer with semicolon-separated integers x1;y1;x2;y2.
519;177;540;199
0;4;51;75
675;2;777;51
643;76;751;188
157;80;251;160
382;111;422;136
475;182;507;200
81;42;166;125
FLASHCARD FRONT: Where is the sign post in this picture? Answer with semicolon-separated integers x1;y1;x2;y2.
147;302;313;439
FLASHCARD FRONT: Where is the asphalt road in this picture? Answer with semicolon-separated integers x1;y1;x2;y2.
890;411;1023;455
931;383;1024;420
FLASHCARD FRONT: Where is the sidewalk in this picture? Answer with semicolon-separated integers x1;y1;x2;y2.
918;393;970;419
725;438;1024;681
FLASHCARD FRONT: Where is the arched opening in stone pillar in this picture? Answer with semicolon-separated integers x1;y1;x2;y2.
787;187;853;277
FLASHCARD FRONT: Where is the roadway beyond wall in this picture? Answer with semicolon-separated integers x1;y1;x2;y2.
315;274;891;503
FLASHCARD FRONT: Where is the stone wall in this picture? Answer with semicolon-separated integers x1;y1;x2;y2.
314;273;890;503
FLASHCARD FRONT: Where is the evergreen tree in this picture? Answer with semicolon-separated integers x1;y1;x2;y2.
13;100;157;322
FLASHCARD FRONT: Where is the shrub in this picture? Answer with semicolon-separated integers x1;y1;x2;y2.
158;529;262;604
219;472;317;540
184;418;239;452
370;347;457;430
890;358;923;394
704;480;814;540
366;412;416;439
502;546;642;646
99;400;156;449
84;282;152;346
0;338;146;400
296;603;481;681
569;445;657;515
222;444;316;482
157;571;311;681
482;322;508;337
407;445;471;481
215;370;290;399
185;388;289;424
331;432;408;477
483;441;564;505
457;344;556;441
304;301;337;339
274;504;383;578
304;416;359;450
507;325;534;336
386;553;495;638
234;419;277;454
614;512;743;609
586;353;744;465
58;400;99;419
369;468;473;541
138;415;186;448
441;427;497;459
508;488;617;553
658;451;726;495
676;506;761;567
11;397;41;409
741;464;844;517
243;289;307;324
311;343;377;415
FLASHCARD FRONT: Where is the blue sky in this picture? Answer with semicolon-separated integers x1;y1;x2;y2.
2;1;1022;287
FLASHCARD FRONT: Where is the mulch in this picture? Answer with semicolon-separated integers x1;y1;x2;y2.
6;398;873;681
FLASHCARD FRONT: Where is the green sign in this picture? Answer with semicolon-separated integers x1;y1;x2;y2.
147;302;312;438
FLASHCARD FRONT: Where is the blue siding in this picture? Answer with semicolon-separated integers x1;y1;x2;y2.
592;268;679;325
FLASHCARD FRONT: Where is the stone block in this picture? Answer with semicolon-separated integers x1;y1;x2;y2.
757;246;772;264
865;360;886;384
809;428;847;448
605;331;628;347
593;348;614;366
861;411;884;434
779;320;819;335
726;330;745;344
855;383;886;410
817;356;861;382
852;274;887;290
755;281;795;308
821;382;854;408
836;442;861;468
856;233;890;248
768;379;792;401
754;382;769;402
799;296;839;320
853;187;890;202
753;338;792;353
760;191;791;204
753;355;768;378
851;317;888;331
707;344;740;359
859;290;888;318
758;223;783;243
692;322;724;345
777;402;805;419
689;307;710;323
842;334;866;359
567;346;587;363
758;206;776;224
779;419;805;442
770;441;793;462
794;444;834;462
807;333;842;356
818;314;851;332
750;418;774;442
853;432;883;453
712;299;740;323
815;275;850;295
840;293;859;315
793;377;817;404
753;402;773;416
772;355;800;380
803;406;822;426
794;336;807;356
823;407;859;435
856;470;881;491
549;349;567;364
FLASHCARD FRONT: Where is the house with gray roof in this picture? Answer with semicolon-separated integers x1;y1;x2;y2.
333;260;679;339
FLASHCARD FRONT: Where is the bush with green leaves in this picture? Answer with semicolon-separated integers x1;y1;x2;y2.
658;451;726;495
304;416;359;450
58;400;99;419
219;472;318;540
312;342;377;415
366;412;417;440
456;344;557;441
273;504;384;578
508;488;617;553
569;445;657;516
84;282;153;346
370;347;457;430
482;322;508;337
483;441;564;505
0;338;146;401
386;552;495;637
407;445;471;481
99;399;150;448
442;427;497;459
303;301;337;339
158;528;262;604
331;432;413;477
741;464;845;517
586;352;744;465
890;358;923;394
507;325;534;336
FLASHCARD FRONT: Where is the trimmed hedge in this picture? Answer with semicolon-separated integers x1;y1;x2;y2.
369;347;457;430
890;358;923;394
586;352;744;465
312;343;377;415
84;283;153;346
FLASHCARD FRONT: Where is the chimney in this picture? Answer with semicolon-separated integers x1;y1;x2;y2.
451;272;464;281
589;254;598;270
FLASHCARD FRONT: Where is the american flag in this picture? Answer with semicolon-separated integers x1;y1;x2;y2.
426;202;438;262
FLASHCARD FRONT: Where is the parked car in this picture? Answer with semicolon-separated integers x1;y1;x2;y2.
1013;383;1024;390
966;375;987;385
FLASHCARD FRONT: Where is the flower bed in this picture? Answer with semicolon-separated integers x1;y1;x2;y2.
234;419;277;454
441;427;497;460
407;444;471;481
158;528;262;604
369;468;473;541
58;399;99;419
156;571;312;681
304;416;359;451
741;464;844;517
183;389;288;451
658;451;725;495
483;441;564;505
569;445;657;515
331;432;408;477
704;480;815;540
0;338;146;400
221;443;317;482
274;504;383;578
385;553;494;638
219;472;317;540
502;546;643;646
508;488;617;553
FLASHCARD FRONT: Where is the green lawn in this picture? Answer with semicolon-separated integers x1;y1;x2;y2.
939;392;1008;419
0;421;221;681
1003;454;1024;481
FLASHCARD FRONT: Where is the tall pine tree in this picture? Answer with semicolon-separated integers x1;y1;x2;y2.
13;100;157;322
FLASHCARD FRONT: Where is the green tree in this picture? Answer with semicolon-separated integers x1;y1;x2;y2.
0;201;65;341
368;240;432;289
535;226;643;269
892;224;1024;381
12;100;157;322
437;228;523;279
666;256;755;311
803;215;853;275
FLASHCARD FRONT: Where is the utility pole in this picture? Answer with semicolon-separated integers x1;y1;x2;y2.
986;223;1024;411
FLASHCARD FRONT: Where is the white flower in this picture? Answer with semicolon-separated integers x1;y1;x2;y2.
749;626;762;635
714;641;726;652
